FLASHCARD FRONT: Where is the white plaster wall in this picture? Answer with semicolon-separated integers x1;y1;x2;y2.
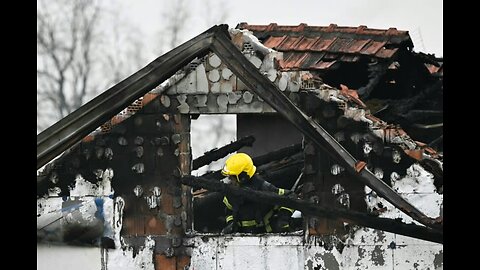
37;244;101;270
188;234;443;270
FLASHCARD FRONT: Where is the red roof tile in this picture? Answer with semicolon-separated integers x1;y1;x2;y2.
237;23;413;71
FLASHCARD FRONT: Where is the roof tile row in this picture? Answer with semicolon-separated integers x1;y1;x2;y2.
238;23;412;71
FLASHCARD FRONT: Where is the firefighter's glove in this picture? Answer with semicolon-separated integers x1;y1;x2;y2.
284;189;298;200
221;221;237;234
273;210;292;232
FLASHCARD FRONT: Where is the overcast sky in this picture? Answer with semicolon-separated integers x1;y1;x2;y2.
122;0;443;61
37;0;443;171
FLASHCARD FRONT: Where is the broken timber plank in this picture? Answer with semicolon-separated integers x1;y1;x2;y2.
192;135;255;170
200;143;303;180
181;175;443;244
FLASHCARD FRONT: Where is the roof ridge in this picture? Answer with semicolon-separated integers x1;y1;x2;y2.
238;22;409;36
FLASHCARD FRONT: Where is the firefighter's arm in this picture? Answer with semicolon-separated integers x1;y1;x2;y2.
222;196;237;234
282;189;298;199
265;180;297;198
259;177;297;198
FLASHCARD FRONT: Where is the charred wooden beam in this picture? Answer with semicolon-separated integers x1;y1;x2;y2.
375;80;443;124
402;110;443;120
37;25;228;169
411;123;443;129
181;176;443;244
413;52;442;66
257;154;304;189
209;30;442;231
357;62;388;99
192;136;255;170
193;157;304;232
194;151;302;199
427;135;443;149
201;143;303;180
194;152;303;220
198;153;303;190
201;170;223;181
257;156;304;176
252;143;303;167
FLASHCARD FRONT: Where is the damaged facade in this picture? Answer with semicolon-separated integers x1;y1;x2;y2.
37;23;443;269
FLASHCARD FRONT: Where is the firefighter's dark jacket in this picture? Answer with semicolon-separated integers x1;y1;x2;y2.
222;173;294;231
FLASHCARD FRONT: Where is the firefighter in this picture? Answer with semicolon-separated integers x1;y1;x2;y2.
220;152;296;234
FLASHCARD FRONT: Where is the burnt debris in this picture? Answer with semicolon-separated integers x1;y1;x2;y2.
183;175;442;244
37;23;442;269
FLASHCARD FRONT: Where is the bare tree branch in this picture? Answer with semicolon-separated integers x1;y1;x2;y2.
37;0;146;133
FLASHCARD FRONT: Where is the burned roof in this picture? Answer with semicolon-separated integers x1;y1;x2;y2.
237;22;414;71
37;24;443;266
413;51;443;77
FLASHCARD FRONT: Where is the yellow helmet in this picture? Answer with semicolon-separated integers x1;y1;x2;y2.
221;153;256;179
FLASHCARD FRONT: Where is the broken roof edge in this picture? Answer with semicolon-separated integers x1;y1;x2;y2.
79;27;283;139
207;28;442;230
236;22;413;50
75;25;440;166
39;24;442;172
37;24;230;169
310;85;442;162
237;22;416;72
60;24;433;157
